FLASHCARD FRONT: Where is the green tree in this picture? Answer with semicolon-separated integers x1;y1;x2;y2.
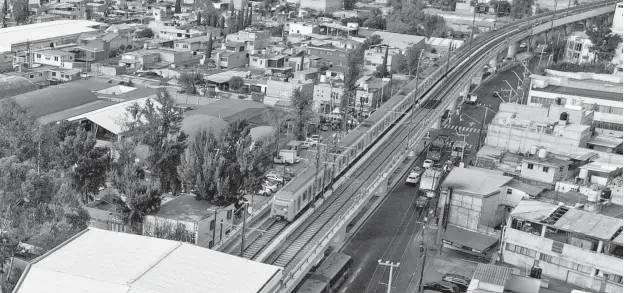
123;88;187;194
363;15;386;30
586;27;623;62
197;11;201;24
228;76;244;91
290;87;313;140
12;0;29;25
344;0;356;10
490;0;511;16
178;129;220;199
2;0;8;28
178;72;205;94
264;107;289;156
136;28;154;38
510;0;534;19
0;99;38;160
374;45;390;78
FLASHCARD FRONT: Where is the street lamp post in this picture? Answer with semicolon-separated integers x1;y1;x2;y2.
378;259;400;293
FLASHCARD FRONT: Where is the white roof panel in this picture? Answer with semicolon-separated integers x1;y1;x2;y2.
69;96;157;135
0;20;102;51
14;228;282;293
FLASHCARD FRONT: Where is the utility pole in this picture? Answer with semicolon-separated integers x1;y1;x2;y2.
456;131;468;166
240;201;248;257
377;259;400;293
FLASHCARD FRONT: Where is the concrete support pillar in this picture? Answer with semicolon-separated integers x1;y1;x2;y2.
462;83;471;96
597;240;604;254
333;225;346;243
489;57;498;72
507;42;519;59
447;97;457;111
541;225;547;237
432;117;441;130
471;66;484;86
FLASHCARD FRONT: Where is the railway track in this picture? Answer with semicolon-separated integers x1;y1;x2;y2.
242;1;615;278
227;217;288;260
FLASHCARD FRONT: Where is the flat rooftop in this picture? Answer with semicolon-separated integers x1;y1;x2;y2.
0;20;102;51
442;167;512;197
537;84;622;102
13;228;282;293
154;194;216;222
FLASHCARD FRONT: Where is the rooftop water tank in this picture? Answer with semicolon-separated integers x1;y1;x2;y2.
538;148;548;158
559;112;568;125
587;188;600;202
530;146;538;155
601;188;612;200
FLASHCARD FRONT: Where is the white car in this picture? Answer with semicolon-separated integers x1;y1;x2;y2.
256;185;273;196
423;159;434;169
309;135;322;144
263;180;279;192
266;174;286;183
406;167;423;185
302;138;317;148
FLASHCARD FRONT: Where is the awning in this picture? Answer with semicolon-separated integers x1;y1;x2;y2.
442;225;498;253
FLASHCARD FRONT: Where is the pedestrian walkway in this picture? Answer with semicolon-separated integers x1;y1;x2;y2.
443;124;480;133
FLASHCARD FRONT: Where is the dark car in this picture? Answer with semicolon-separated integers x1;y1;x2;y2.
442;274;471;292
423;281;460;293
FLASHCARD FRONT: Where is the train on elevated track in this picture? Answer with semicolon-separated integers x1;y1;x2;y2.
270;0;617;222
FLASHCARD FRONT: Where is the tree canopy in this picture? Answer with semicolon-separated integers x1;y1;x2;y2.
291;87;314;141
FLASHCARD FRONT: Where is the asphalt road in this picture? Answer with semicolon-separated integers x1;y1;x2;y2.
339;64;536;293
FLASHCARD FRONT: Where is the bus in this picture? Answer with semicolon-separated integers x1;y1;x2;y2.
450;140;467;161
295;253;353;293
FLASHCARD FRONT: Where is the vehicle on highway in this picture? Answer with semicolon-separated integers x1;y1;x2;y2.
423;159;434;168
295;253;352;293
415;195;429;208
406;167;424;185
426;137;445;162
273;149;301;165
442;274;471;292
450;140;467;162
464;94;477;105
423;281;460;293
420;168;443;198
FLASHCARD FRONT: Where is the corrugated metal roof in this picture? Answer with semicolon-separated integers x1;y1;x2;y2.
588;135;623;148
472;263;513;286
509;200;558;222
503;179;546;197
0;76;39;100
10;83;99;118
442;167;512;197
552;208;623;240
14;228;282;293
68;97;157;135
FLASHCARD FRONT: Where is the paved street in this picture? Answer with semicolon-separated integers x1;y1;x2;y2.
441;63;534;162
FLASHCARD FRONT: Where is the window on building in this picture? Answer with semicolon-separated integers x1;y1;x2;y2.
573;53;580;59
552;242;564;254
52;72;56;77
227;210;232;220
220;57;227;62
36;54;41;58
606;273;624;284
593;120;624;131
539;254;560;265
29;74;34;79
571;263;592;274
574;43;582;51
210;219;215;230
54;56;59;61
506;243;537;257
559;166;564;172
507;188;513;194
542;166;549;173
527;163;534;170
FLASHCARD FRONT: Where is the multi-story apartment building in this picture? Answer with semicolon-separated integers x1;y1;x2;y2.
564;31;597;64
503;200;623;293
287;22;320;35
249;53;289;69
528;72;623;134
363;46;401;74
313;77;343;114
31;49;75;67
119;50;160;69
306;45;350;67
226;29;271;51
213;42;247;69
354;76;391;113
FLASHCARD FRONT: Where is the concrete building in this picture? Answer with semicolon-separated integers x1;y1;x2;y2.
614;2;623;34
299;0;342;13
119;50;160;69
363;46;401;74
173;35;213;51
12;228;283;293
440;167;513;255
313;79;343;114
354;76;391;113
0;20;102;52
142;194;235;249
226;29;271;51
564;31;597;64
31;49;75;67
249;53;289;69
0;52;13;73
77;32;133;56
214;42;248;69
528;71;623;134
503;200;623;293
520;151;574;184
264;79;314;106
287;22;320;35
484;103;594;153
306;45;350;67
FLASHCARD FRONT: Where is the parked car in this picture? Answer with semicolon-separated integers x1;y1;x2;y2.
406;167;424;185
309;134;323;144
442;274;471;292
423;159;434;168
263;181;279;192
423;282;460;293
256;185;273;196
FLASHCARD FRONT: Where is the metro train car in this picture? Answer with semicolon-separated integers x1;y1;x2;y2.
271;80;425;222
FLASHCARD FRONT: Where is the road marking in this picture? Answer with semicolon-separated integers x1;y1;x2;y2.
443;124;480;133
